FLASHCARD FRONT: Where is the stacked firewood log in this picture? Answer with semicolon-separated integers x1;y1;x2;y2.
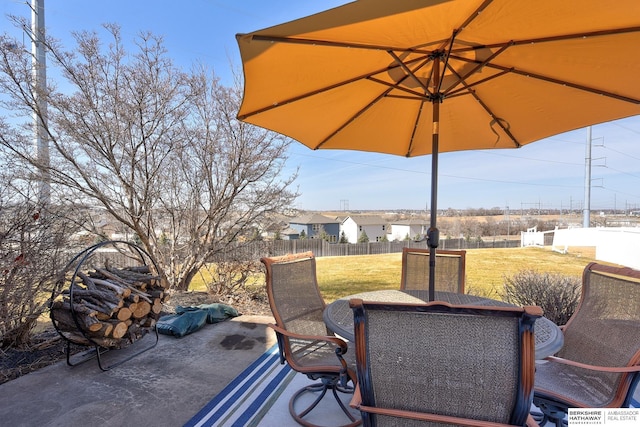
50;265;166;349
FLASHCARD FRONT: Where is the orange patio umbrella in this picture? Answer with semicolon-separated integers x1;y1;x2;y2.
236;0;640;300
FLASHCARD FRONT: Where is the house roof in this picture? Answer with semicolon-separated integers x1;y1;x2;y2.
263;221;288;232
390;219;429;226
342;215;387;225
280;227;299;236
289;214;339;225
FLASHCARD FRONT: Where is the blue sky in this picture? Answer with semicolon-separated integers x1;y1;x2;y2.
2;1;640;212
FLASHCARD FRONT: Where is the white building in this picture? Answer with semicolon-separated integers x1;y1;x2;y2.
341;215;388;243
388;219;428;241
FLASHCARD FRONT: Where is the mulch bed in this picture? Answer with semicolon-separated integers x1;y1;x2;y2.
0;290;271;385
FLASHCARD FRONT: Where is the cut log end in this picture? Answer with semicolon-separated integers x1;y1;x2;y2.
52;260;165;349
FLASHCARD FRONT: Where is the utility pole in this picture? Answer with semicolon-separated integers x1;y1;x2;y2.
505;205;510;237
583;126;592;228
31;0;50;206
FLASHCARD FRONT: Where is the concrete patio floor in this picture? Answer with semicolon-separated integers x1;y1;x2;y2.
1;314;637;427
0;314;278;427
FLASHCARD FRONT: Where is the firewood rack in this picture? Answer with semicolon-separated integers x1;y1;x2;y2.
50;240;163;371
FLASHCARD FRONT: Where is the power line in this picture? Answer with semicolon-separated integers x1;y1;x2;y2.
289;149;584;189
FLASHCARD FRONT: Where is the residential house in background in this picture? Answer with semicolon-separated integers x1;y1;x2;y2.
388;219;428;241
261;221;299;240
288;213;340;242
279;227;300;240
341;215;388;243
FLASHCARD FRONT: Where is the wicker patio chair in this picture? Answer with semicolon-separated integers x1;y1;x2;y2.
349;299;542;427
261;252;360;427
533;262;640;427
400;248;466;293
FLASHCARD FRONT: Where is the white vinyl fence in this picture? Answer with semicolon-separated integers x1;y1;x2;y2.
522;226;640;270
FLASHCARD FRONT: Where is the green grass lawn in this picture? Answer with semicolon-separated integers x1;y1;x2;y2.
189;246;599;303
315;247;598;302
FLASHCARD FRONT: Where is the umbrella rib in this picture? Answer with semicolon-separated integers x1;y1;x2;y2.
457;0;495;34
247;34;441;56
236;59;426;120
484;62;640;104
449;26;640;55
388;51;432;95
368;77;430;101
441;42;513;95
446;51;640;104
479;26;640;53
450;66;521;148
244;24;640;59
446;69;512;98
445;26;640;103
434;30;458;95
315;90;393;151
471;90;521;148
406;100;428;157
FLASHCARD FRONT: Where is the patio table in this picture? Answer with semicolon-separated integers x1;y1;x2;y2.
323;290;563;360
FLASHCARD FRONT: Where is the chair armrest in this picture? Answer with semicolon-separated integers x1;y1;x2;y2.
269;322;353;386
544;356;640;373
351;382;540;427
352;402;521;427
349;383;362;409
268;323;348;351
526;414;541;427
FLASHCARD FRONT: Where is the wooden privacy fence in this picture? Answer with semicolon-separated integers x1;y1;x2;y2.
211;237;520;261
82;237;520;268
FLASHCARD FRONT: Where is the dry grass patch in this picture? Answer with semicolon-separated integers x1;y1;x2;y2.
315;247;599;302
317;254;402;301
464;247;597;297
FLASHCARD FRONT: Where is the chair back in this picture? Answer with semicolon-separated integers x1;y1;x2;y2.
261;254;360;426
261;252;333;358
400;248;466;293
350;299;541;427
261;251;331;335
557;262;640;406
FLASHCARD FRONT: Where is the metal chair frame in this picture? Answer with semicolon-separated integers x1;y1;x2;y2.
261;252;360;427
533;262;640;427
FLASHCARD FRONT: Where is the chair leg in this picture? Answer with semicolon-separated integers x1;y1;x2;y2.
289;377;361;427
533;399;568;427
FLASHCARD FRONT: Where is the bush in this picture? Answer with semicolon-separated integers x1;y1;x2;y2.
201;259;263;296
465;284;500;300
0;204;79;348
501;270;581;326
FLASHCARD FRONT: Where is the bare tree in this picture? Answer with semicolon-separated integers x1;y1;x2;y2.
0;22;298;291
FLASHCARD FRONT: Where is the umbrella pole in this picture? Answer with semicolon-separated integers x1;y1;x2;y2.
428;99;440;302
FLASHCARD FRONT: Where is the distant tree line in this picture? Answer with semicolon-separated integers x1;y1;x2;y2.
439;217;560;241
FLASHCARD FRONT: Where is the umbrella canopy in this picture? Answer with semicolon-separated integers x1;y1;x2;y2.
236;0;640;299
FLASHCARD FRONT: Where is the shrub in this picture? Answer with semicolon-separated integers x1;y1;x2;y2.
0;204;79;348
465;284;500;300
501;270;581;326
201;259;263;296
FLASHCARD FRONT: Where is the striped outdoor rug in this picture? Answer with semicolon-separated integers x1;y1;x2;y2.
631;387;640;408
184;343;639;427
184;344;296;427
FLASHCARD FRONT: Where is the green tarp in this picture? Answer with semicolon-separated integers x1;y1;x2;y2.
157;303;239;338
